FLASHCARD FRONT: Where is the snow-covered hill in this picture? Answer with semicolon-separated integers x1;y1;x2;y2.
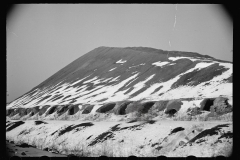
7;47;232;120
6;47;233;157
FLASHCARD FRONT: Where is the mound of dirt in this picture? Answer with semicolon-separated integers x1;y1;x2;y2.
210;97;232;115
68;105;80;115
38;105;51;116
56;105;69;116
125;102;141;114
45;106;58;116
164;100;183;116
150;100;169;112
114;101;132;115
200;98;215;111
96;103;116;113
138;101;155;114
82;105;94;114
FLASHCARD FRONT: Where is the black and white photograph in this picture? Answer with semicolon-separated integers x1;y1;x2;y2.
6;4;233;158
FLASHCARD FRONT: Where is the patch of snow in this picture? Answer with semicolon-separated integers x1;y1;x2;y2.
169;57;201;62
109;67;117;71
109;76;120;83
152;61;170;67
127;74;155;96
116;59;127;64
83;77;98;84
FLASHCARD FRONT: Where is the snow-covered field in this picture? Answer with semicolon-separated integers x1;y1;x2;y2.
6;119;232;157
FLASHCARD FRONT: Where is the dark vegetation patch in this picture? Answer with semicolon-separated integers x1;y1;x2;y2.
188;124;230;144
88;131;115;146
218;131;233;140
128;119;137;123
165;109;177;117
56;105;69;116
68;105;79;115
38;105;51;116
82;105;94;114
96;103;116;113
169;127;185;135
6;121;25;132
16;143;34;148
187;107;202;116
200;98;215;111
147;120;156;124
115;101;132;115
18;127;34;135
196;139;206;144
155;146;163;151
171;63;229;88
151;86;163;94
152;142;160;147
35;121;48;125
86;135;92;140
58;122;94;136
210;97;232;115
119;123;145;131
21;152;26;155
110;124;121;132
97;98;108;102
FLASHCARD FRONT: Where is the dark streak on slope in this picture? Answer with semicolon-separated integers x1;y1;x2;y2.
218;131;233;140
151;86;163;94
35;121;48;125
88;132;115;146
171;63;229;88
58;122;94;136
6;121;25;132
169;127;185;135
188;124;230;144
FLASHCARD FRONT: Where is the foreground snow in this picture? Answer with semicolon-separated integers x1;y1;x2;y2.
6;120;232;157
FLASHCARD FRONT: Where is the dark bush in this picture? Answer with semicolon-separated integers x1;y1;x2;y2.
209;97;232;115
187;107;202;116
165;109;177;117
